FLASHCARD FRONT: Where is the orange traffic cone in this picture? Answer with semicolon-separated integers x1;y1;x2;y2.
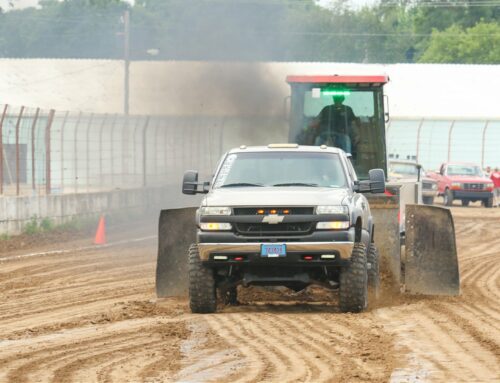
94;215;106;245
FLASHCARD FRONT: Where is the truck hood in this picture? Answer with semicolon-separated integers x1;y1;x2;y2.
203;187;349;207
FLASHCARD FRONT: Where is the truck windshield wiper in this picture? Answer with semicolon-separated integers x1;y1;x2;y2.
220;183;264;188
272;182;318;187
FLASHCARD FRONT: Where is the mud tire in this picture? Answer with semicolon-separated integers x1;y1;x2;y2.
188;244;217;313
339;243;368;313
444;189;453;206
367;243;380;302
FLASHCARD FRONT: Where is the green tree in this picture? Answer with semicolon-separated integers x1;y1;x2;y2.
419;22;500;64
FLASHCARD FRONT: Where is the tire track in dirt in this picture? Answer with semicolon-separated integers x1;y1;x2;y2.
0;208;499;382
173;319;245;383
0;234;193;383
203;314;269;383
380;207;500;382
234;313;317;382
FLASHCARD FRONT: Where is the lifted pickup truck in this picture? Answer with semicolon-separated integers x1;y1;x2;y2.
428;162;495;207
180;144;385;313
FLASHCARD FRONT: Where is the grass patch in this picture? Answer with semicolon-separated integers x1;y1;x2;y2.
22;215;98;236
23;216;40;235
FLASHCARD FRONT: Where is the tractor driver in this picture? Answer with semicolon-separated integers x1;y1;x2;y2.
309;95;360;154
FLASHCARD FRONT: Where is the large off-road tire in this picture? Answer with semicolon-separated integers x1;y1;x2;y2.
188;244;217;313
443;189;454;206
422;196;434;205
339;243;368;313
367;243;380;302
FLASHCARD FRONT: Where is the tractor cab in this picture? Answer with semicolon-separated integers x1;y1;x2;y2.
287;75;389;180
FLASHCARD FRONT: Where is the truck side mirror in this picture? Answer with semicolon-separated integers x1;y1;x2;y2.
368;168;386;194
182;170;199;195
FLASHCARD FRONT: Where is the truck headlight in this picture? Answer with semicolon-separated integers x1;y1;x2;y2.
451;182;461;189
316;221;350;230
486;182;494;190
200;206;232;216
200;222;232;231
316;205;348;215
432;184;437;190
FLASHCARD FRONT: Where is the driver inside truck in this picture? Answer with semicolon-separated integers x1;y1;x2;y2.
309;95;360;155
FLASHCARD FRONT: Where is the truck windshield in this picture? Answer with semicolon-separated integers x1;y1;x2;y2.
213;152;347;189
289;84;386;180
447;165;483;177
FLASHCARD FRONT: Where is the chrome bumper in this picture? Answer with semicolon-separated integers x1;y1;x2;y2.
422;189;438;197
198;241;354;261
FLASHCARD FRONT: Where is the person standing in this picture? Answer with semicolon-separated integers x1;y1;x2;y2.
484;166;492;178
491;167;500;207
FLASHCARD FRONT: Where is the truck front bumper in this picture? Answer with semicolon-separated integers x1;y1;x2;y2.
198;241;354;261
422;189;438;197
453;190;493;199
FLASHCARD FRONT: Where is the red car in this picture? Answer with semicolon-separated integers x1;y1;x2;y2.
428;163;495;207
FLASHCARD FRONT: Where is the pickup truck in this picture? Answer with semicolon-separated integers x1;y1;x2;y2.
181;144;385;313
428;162;495;207
388;160;438;205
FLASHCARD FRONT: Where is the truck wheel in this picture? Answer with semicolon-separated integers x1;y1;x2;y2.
367;243;380;302
461;200;470;207
444;189;453;206
188;244;217;313
339;243;368;313
485;196;493;208
422;196;434;205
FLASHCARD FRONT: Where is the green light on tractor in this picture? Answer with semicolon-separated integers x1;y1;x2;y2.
322;89;351;96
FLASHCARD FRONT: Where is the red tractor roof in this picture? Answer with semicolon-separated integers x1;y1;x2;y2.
286;75;389;85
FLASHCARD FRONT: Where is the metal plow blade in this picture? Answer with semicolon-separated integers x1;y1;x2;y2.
405;204;460;296
156;207;197;297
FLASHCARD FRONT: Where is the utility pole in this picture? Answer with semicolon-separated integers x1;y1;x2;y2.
123;9;130;115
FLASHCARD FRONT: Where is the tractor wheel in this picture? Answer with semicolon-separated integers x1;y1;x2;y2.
444;189;454;206
367;243;380;302
339;243;368;313
461;200;470;207
188;244;217;313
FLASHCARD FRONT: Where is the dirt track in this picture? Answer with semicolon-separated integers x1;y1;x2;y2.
0;207;499;382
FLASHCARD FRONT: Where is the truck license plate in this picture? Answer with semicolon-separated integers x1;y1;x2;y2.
261;244;286;257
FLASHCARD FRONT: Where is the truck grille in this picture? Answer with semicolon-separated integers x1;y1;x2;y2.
235;222;313;236
233;207;314;215
463;183;484;191
422;182;434;190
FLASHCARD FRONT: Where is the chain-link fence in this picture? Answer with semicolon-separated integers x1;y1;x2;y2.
0;104;226;196
1;103;499;197
387;118;500;171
